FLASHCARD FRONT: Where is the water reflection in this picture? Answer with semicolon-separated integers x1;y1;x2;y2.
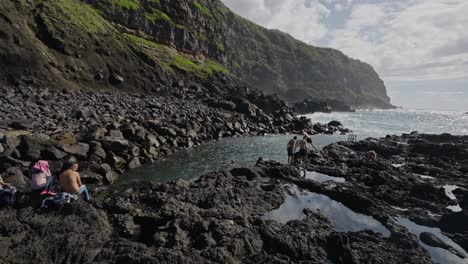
305;171;346;183
443;185;460;200
394;217;467;263
264;185;390;236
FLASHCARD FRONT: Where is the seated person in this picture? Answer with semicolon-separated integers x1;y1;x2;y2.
367;150;378;161
59;162;91;202
31;160;56;195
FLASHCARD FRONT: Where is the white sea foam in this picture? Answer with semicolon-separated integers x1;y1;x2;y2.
305;109;468;138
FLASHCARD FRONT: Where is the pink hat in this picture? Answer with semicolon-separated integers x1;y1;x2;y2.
33;160;49;172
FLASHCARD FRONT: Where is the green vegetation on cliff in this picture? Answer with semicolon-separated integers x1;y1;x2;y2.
0;0;391;108
124;33;229;78
110;0;139;10
41;0;110;34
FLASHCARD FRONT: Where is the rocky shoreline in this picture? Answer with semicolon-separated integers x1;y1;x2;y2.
1;131;467;263
0;84;352;186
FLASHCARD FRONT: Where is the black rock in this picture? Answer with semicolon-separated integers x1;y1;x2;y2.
420;232;465;258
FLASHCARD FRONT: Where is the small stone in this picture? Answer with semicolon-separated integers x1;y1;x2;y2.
110;74;124;85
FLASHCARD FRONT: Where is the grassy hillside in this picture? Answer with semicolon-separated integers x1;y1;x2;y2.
0;0;391;108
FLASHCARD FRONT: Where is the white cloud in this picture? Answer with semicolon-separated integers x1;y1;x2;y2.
221;0;331;44
221;0;468;80
334;3;344;11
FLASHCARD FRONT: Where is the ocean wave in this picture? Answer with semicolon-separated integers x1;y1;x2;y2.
305;109;468;137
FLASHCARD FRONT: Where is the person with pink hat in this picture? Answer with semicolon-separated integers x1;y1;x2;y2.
31;160;56;195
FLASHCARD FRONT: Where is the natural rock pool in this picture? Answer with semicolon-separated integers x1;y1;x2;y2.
264;184;391;236
119;134;347;183
394;217;467;264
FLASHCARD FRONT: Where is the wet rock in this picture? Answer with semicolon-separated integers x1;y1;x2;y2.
328;230;430;264
420;232;465;258
440;211;468;233
328;120;342;127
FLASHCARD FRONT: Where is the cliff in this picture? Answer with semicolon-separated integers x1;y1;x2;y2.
0;0;392;108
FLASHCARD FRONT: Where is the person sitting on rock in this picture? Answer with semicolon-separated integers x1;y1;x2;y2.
287;136;297;165
31;160;56;195
59;162;91;202
367;150;377;161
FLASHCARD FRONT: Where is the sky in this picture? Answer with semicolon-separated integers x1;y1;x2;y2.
220;0;468;111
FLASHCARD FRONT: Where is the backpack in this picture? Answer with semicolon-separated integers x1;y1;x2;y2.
40;193;78;209
0;185;17;207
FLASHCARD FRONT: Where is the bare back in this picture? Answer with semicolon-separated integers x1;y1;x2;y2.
59;169;81;193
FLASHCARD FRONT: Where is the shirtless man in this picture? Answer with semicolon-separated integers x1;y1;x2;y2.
59;162;91;201
295;136;308;165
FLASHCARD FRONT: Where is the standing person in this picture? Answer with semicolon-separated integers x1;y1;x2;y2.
295;136;308;165
59;162;91;202
31;160;56;195
287;136;297;165
303;130;318;151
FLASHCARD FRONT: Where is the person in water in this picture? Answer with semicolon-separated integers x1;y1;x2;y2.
31;160;56;195
287;136;297;165
59;162;91;202
295;136;308;165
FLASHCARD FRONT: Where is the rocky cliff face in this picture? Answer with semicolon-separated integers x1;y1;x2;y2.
0;0;392;108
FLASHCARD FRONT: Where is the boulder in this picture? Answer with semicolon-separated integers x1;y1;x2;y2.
41;146;67;160
62;143;90;160
419;232;465;258
17;135;51;161
80;170;103;185
156;127;177;137
75;108;97;119
328;120;342;127
146;134;160;148
103;170;119;184
51;132;77;145
8;120;33;130
102;137;131;154
236;100;257;117
127;157;141;169
108;130;124;138
440;211;468;233
86;128;108;141
1;167;30;188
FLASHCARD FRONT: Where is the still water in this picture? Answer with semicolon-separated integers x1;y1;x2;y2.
264;184;390;236
119;134;347;183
